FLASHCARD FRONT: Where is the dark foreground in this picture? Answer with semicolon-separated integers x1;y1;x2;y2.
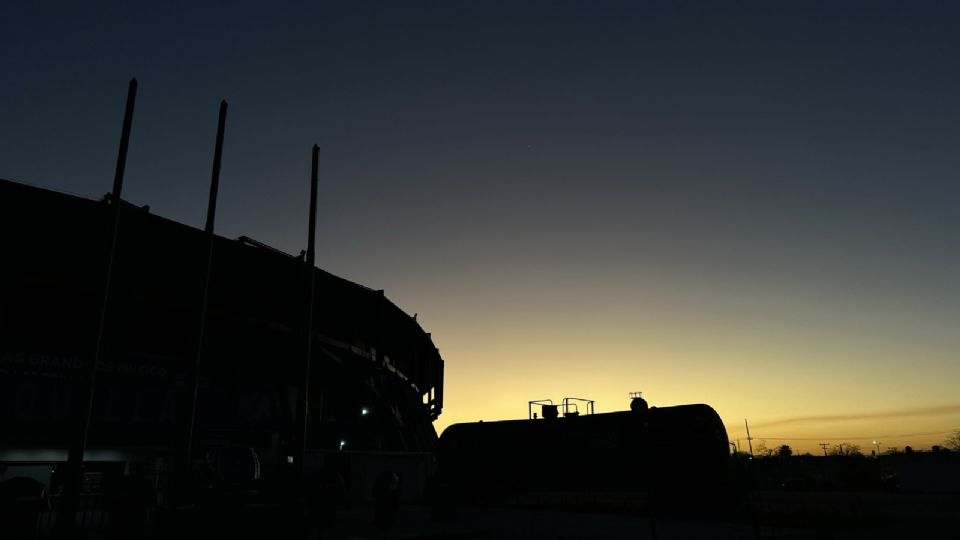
3;490;958;539
299;492;960;540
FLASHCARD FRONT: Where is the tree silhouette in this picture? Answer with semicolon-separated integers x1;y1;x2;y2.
945;429;960;452
777;444;793;458
754;440;774;457
832;443;862;456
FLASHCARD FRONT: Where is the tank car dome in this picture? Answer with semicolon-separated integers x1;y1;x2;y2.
630;396;649;413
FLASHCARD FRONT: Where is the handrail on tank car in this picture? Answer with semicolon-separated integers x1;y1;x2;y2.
562;397;594;417
528;398;595;419
528;399;553;419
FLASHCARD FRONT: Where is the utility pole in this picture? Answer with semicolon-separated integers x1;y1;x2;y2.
744;419;754;457
819;442;829;457
181;100;228;498
293;145;319;481
57;78;137;537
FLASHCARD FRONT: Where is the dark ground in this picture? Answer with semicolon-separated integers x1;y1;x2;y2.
316;491;958;540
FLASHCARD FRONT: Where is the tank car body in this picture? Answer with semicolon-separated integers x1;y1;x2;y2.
439;401;729;496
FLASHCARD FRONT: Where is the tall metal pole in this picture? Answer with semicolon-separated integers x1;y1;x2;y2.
57;77;138;535
181;100;228;496
293;144;319;480
744;418;754;457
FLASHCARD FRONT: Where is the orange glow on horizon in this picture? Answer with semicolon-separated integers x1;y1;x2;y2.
421;292;960;456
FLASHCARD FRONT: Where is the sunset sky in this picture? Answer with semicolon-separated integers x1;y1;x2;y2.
3;1;959;454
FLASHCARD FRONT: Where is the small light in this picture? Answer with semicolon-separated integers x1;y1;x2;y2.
361;407;369;416
286;456;294;464
339;440;346;451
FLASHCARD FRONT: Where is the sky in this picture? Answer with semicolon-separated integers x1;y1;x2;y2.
2;1;959;454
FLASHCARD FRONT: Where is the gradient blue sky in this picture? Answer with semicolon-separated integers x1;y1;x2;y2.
3;1;959;452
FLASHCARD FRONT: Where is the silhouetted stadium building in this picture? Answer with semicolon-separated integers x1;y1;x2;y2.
0;178;443;502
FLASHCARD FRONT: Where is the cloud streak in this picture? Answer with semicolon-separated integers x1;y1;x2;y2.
749;404;960;429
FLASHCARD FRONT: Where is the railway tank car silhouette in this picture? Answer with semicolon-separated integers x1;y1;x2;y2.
438;395;729;497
